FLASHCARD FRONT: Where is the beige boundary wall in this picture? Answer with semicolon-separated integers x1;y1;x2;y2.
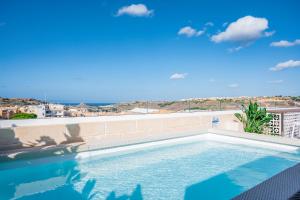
0;111;243;151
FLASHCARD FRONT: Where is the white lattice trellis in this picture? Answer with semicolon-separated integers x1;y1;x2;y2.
283;112;300;138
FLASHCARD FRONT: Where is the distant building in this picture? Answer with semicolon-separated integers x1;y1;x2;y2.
78;103;89;113
48;103;64;111
67;108;84;117
46;104;66;117
130;107;159;114
268;108;300;138
27;105;46;118
0;107;17;119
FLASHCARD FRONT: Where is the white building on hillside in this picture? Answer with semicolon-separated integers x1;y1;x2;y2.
130;107;159;114
46;104;66;117
27;105;46;118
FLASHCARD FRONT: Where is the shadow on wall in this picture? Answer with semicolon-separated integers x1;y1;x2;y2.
0;124;86;162
0;123;85;152
0;140;84;163
0;128;23;151
62;124;84;144
25;135;57;147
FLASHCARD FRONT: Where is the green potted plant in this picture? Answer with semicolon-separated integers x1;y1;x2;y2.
235;101;273;134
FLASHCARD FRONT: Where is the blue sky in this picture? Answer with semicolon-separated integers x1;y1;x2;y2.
0;0;300;102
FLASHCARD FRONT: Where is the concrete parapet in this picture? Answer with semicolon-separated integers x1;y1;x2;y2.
0;111;242;152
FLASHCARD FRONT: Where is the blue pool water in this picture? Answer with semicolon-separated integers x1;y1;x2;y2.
0;139;299;200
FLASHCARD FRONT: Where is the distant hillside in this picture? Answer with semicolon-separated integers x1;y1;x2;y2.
0;96;299;112
0;97;43;106
114;96;300;113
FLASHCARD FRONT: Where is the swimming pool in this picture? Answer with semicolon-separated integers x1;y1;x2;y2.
0;134;299;200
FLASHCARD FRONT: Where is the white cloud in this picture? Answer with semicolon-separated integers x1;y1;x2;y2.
211;16;270;43
270;39;300;47
264;31;275;37
267;80;283;84
170;73;188;80
228;83;239;88
228;46;243;53
178;26;196;37
178;26;204;37
270;60;300;71
116;4;153;17
205;22;214;27
178;22;212;38
196;30;205;36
